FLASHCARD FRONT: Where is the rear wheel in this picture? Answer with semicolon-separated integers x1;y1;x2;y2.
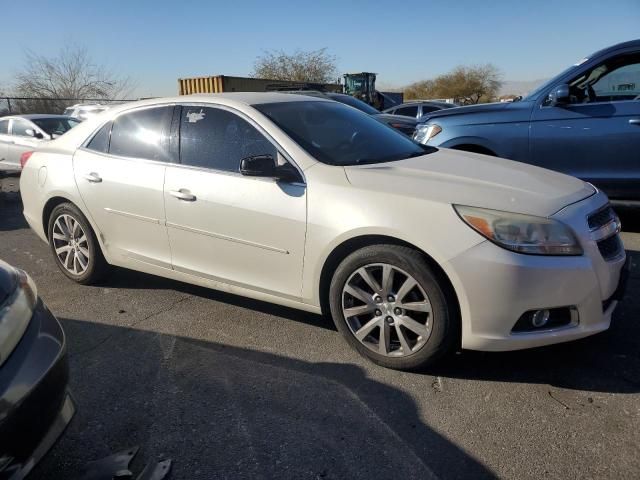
329;245;457;370
47;203;109;284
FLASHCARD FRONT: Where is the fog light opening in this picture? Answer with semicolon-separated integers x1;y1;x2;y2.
512;306;577;333
531;309;550;328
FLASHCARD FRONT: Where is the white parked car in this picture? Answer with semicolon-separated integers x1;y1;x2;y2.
19;93;627;370
0;115;80;173
62;104;110;121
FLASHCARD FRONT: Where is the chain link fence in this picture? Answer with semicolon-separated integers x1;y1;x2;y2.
0;97;137;116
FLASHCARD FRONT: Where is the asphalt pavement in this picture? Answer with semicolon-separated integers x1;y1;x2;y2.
1;185;638;479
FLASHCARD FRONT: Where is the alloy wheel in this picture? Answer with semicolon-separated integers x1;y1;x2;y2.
52;214;90;276
341;263;433;357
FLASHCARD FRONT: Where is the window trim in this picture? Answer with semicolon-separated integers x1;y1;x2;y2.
80;103;176;162
78;101;306;185
174;102;306;185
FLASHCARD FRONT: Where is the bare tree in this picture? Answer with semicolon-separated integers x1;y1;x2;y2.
251;48;337;83
405;64;503;105
12;46;135;114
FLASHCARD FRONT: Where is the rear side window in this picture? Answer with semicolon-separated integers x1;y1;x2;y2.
395;106;419;117
109;106;173;161
179;106;277;172
86;122;112;153
0;120;8;134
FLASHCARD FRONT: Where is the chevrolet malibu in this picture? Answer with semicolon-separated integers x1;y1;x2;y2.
19;93;627;370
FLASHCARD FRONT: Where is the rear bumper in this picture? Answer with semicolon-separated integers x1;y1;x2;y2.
0;300;74;479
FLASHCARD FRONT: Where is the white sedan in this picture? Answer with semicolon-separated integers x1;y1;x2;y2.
19;93;627;370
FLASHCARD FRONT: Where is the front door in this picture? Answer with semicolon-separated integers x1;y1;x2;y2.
530;52;640;201
73;105;174;268
6;118;41;167
164;105;307;299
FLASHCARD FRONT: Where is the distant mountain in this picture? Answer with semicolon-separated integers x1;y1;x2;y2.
499;79;549;97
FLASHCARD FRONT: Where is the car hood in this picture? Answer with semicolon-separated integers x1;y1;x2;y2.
419;102;511;122
344;148;595;217
373;113;419;125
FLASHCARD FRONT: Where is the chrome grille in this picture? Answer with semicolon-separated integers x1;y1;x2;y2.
587;206;623;261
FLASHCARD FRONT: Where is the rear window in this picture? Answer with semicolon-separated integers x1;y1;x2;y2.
0;120;8;134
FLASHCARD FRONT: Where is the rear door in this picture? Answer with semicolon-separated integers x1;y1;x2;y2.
530;51;640;200
164;104;307;298
73;105;174;268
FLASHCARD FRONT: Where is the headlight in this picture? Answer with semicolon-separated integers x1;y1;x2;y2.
413;124;442;144
0;269;37;366
454;205;583;255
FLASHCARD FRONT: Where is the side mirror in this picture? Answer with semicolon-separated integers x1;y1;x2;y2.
25;128;44;139
240;154;302;183
240;155;277;177
547;84;570;106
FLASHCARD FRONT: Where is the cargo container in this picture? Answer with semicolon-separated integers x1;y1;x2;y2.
178;75;342;95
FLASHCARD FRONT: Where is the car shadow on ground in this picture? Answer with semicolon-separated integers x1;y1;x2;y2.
32;318;495;480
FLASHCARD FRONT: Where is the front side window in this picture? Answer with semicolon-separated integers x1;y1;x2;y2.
0;120;8;135
395;105;419;117
11;119;33;136
420;106;439;115
109;106;173;161
566;53;640;104
179;106;277;172
255;101;432;166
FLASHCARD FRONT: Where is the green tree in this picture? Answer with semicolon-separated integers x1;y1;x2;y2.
405;64;503;105
251;48;337;83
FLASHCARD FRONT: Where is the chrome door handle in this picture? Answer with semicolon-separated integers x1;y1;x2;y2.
629;118;640;125
169;189;196;201
83;172;102;183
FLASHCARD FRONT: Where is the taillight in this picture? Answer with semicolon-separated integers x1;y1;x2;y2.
20;151;34;169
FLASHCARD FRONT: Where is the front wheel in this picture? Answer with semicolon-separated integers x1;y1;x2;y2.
329;245;457;370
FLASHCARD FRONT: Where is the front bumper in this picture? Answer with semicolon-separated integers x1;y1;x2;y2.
446;192;627;352
0;300;74;479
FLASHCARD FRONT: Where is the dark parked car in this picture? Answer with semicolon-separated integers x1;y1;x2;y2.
0;260;74;479
384;100;458;119
286;91;419;137
414;39;640;204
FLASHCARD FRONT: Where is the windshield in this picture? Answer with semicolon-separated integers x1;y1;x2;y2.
330;94;380;115
255;101;433;166
32;117;81;136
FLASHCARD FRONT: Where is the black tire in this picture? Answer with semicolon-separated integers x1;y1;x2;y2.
329;244;458;370
47;202;109;284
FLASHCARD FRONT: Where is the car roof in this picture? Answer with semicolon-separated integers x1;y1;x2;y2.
186;92;332;105
1;114;77;120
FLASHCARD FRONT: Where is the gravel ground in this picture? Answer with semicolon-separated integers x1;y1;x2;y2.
1;184;639;479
